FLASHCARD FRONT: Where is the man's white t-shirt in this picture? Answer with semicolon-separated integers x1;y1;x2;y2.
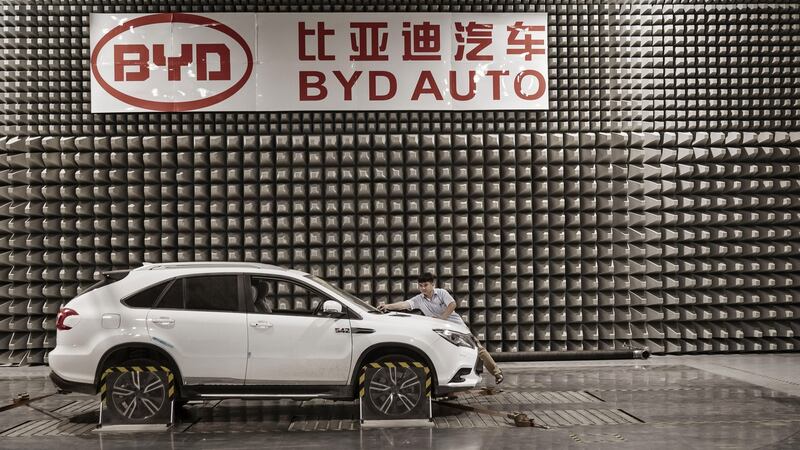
404;288;465;326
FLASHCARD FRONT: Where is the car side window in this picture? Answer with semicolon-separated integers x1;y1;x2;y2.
250;277;327;316
184;275;240;312
155;279;183;309
250;277;272;314
123;281;170;308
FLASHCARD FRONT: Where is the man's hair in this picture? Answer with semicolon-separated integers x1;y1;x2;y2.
417;272;435;284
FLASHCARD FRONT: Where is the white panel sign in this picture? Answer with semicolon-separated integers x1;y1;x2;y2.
90;13;548;112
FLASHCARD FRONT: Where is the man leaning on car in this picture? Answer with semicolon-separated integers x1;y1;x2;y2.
378;272;503;385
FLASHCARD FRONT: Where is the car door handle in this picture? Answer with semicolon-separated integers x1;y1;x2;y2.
151;317;175;326
249;321;273;329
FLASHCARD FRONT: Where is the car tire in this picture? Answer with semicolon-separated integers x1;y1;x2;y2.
363;354;426;418
102;358;173;424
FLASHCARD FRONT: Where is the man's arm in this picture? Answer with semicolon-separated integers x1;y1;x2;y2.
438;289;457;320
438;301;456;320
377;300;412;312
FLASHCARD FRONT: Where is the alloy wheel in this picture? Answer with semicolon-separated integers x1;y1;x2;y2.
368;365;423;416
110;370;166;420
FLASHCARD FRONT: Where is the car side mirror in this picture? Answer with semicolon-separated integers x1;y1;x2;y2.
322;300;344;317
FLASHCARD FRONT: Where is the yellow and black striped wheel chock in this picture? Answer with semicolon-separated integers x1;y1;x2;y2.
99;365;175;406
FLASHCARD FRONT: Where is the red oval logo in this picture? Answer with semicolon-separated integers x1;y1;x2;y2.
91;13;253;112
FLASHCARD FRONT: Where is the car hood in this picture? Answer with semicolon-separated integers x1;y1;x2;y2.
364;311;472;333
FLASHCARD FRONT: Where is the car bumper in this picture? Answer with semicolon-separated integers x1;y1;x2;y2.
435;354;482;396
424;337;482;395
436;370;482;396
49;371;96;395
48;346;98;386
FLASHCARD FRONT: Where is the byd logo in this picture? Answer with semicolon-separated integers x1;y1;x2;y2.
112;44;231;82
91;13;253;111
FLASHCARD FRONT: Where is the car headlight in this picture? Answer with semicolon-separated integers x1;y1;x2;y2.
433;329;476;349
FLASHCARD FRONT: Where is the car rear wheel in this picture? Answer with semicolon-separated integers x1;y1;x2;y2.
364;354;425;418
103;358;172;423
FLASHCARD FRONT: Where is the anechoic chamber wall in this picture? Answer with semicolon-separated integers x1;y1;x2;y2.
1;1;799;364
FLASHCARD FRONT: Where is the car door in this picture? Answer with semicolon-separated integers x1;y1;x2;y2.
146;274;248;385
245;276;353;385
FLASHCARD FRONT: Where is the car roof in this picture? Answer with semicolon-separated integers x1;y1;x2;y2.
130;262;306;276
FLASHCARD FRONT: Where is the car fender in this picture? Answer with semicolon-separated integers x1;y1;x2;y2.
348;341;438;392
94;342;185;389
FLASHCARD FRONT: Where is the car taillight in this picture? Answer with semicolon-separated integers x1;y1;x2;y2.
56;308;78;330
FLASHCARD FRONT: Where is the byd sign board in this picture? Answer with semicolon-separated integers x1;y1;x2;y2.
90;13;549;112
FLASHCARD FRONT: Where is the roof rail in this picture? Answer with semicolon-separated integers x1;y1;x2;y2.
134;262;276;271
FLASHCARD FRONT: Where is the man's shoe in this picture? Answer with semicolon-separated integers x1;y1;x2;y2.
494;372;504;385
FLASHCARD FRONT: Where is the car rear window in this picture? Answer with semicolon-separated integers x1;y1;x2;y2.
123;281;170;308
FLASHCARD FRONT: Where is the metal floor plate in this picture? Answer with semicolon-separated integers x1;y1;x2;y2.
452;390;604;405
287;408;640;431
1;389;635;434
1;419;96;437
51;400;98;416
183;390;632;432
2;358;800;448
432;408;642;429
288;417;360;432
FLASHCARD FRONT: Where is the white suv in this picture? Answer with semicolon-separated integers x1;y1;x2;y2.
49;262;481;421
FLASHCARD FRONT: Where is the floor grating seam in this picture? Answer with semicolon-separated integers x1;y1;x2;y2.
570;432;626;444
593;386;731;393
452;390;604;405
645;418;800;426
714;363;800;387
617;409;646;423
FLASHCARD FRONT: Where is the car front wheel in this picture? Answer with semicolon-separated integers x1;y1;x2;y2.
363;354;426;418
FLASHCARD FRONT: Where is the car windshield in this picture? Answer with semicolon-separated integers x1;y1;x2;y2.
305;274;379;312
